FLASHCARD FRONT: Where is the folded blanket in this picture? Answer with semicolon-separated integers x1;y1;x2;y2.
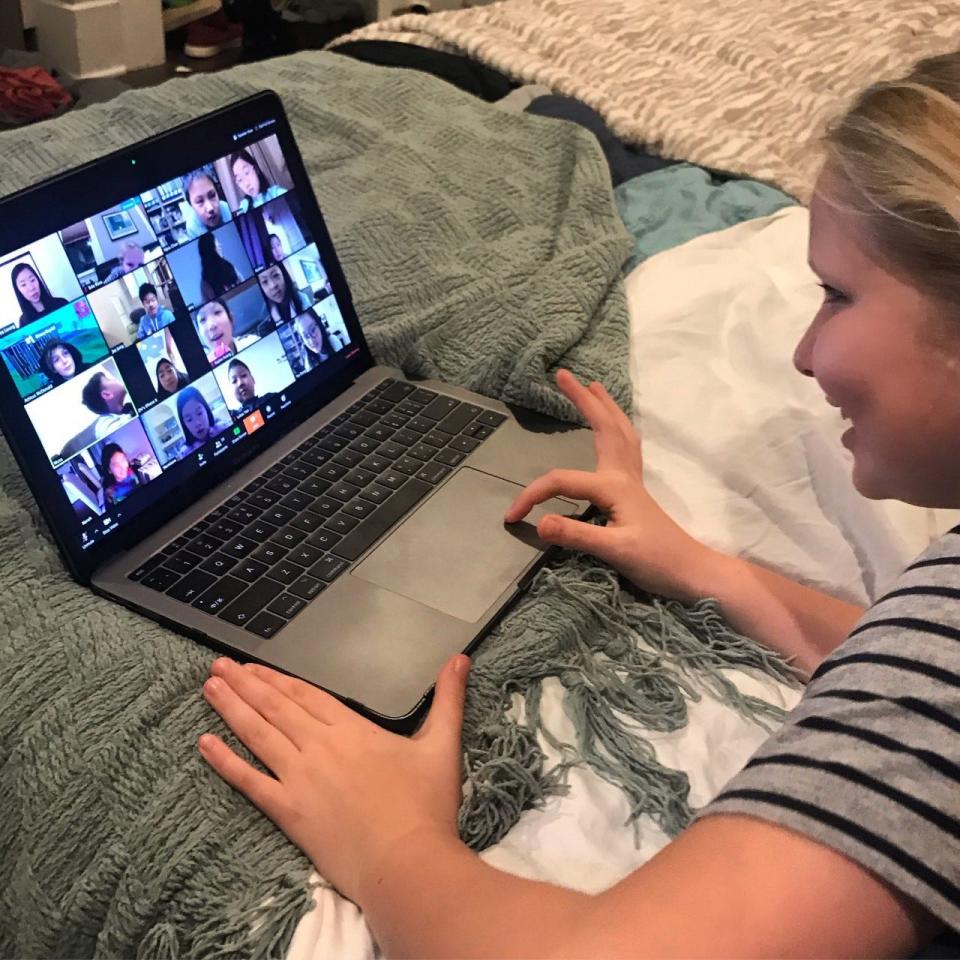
332;0;960;200
0;53;795;959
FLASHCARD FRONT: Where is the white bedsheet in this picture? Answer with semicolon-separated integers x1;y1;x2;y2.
288;208;958;959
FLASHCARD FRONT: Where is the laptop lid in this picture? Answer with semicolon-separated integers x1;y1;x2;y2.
0;91;375;584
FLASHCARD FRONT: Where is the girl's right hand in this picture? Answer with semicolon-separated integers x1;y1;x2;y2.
504;369;724;602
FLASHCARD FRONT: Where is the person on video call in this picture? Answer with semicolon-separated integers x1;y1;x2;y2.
39;340;90;386
226;357;277;419
295;308;343;371
230;149;285;214
198;233;241;303
103;242;145;284
183;168;233;239
100;442;149;506
176;385;228;457
136;283;176;340
196;298;257;365
268;233;285;263
12;263;68;328
155;357;188;401
257;260;311;324
81;371;135;439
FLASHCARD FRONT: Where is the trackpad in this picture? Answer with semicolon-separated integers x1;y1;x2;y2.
353;468;576;622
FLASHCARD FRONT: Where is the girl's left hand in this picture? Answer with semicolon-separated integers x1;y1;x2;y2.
198;654;470;905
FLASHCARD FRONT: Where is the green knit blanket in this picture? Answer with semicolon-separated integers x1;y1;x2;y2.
0;52;798;958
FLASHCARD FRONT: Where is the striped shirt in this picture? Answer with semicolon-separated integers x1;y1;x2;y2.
699;526;960;934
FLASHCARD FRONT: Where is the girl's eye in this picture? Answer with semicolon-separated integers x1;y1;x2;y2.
818;282;847;304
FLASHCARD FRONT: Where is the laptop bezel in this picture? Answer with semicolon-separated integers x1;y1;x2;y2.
0;90;375;584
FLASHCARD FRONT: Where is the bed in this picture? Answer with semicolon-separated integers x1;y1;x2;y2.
2;2;959;958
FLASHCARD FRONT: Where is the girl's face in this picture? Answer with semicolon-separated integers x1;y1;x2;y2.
188;175;223;229
198;301;233;350
157;361;178;393
270;236;284;260
109;450;130;482
233;158;261;198
258;265;286;304
794;172;960;507
299;313;325;354
49;345;75;379
16;268;41;304
182;398;212;442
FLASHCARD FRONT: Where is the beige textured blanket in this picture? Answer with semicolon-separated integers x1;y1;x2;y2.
332;0;960;200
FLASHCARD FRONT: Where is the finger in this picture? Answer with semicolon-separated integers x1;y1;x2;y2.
244;662;353;726
414;654;470;746
198;732;286;819
211;657;320;749
588;380;642;448
555;369;615;434
504;468;612;522
537;514;616;557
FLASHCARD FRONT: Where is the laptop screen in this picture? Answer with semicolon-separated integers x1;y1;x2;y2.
0;96;371;573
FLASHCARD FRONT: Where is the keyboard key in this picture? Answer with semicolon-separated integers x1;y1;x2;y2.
333;448;364;468
343;498;375;519
246;611;286;638
395;402;422;418
288;574;325;601
306;529;342;551
300;449;330;468
227;504;261;525
234;558;270;582
392;456;422;476
331;478;431;561
186;521;210;537
472;425;494;440
407;443;435;461
129;554;164;581
267;593;307;620
409;388;438;404
348;410;379;428
252;543;286;566
224;493;246;508
420;395;460;421
365;424;395;443
288;544;325;567
283;463;314;482
334;423;363;440
193;576;247;615
437;403;482;435
272;526;308;548
267;559;302;585
164;550;203;575
364;398;393;415
416;462;452;485
448;435;481;455
219;578;285;626
264;505;296;527
279;491;315;512
298;476;330;497
187;535;220;557
361;453;391;473
376;441;404;460
201;552;238;575
142;567;181;592
310;496;340;518
324;513;360;535
406;416;433;434
477;410;507;427
265;474;297;496
316;462;349;483
223;535;259;558
378;471;408;490
343;467;377;488
166;569;216;603
392;428;421;447
359;484;393;505
311;555;350;582
380;380;416;402
288;513;323;534
245;518;280;543
380;413;409;430
249;490;280;509
347;436;379;456
422;431;449;448
164;535;192;554
207;519;243;541
318;435;347;453
434;448;466;467
329;481;361;502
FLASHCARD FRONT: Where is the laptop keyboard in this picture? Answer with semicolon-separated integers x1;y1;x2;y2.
126;378;506;639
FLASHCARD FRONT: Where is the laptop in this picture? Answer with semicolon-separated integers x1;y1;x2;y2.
0;91;594;732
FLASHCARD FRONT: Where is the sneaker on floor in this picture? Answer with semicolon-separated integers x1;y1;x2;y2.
184;15;244;59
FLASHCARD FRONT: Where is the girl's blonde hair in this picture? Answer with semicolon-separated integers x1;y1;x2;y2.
822;53;960;310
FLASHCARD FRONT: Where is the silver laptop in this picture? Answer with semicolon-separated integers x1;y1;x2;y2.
0;92;593;731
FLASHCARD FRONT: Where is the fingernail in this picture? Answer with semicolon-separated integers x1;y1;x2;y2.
198;733;215;752
204;677;222;695
454;654;470;676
